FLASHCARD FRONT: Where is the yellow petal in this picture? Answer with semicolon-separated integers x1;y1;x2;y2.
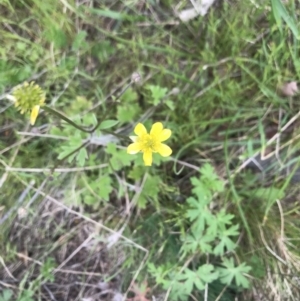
157;143;172;157
150;122;163;136
159;129;171;142
30;105;40;125
143;150;153;166
134;123;147;136
127;142;142;154
130;136;138;142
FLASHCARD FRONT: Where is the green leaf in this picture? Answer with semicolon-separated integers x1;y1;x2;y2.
91;40;115;63
147;263;170;287
76;147;88;167
271;0;299;38
97;175;112;201
169;281;191;301
57;137;83;163
200;163;224;192
181;231;214;255
147;85;168;106
215;209;235;230
185;193;215;234
191;210;214;235
200;163;217;179
186;197;203;221
218;258;251;288
41;257;56;282
165;99;175;110
18;290;34;301
120;87;139;102
70;96;93;115
213;235;236;256
190;177;212;203
88;8;137;21
128;166;145;180
117;88;140;122
0;290;13;301
84;195;96;205
212;212;239;255
170;271;193;301
82;113;98;127
83;175;113;205
138;175;161;209
271;0;282;30
252;187;284;202
44;26;67;48
99;119;119;129
57;147;77;163
117;104;140;123
106;143;133;171
249;255;266;278
214;220;239;255
176;265;218;293
195;264;219;289
72;30;88;50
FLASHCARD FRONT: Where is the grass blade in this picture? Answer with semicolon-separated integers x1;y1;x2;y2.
271;0;299;38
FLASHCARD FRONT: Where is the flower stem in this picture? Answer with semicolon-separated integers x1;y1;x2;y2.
43;105;94;133
102;129;131;141
43;79;134;134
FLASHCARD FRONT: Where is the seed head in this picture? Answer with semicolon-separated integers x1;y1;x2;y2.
11;81;45;114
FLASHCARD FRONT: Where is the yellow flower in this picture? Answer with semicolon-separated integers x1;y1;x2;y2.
7;81;46;125
127;122;172;166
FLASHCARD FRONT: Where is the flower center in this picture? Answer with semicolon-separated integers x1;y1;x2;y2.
140;134;158;152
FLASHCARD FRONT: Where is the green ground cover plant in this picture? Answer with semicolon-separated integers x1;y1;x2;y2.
1;0;300;300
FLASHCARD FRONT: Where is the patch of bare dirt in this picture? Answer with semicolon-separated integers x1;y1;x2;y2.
0;199;129;301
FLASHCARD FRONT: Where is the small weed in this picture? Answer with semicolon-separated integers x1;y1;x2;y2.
1;0;300;300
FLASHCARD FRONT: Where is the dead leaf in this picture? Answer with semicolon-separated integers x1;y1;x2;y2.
177;0;216;22
127;281;151;301
280;81;298;97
